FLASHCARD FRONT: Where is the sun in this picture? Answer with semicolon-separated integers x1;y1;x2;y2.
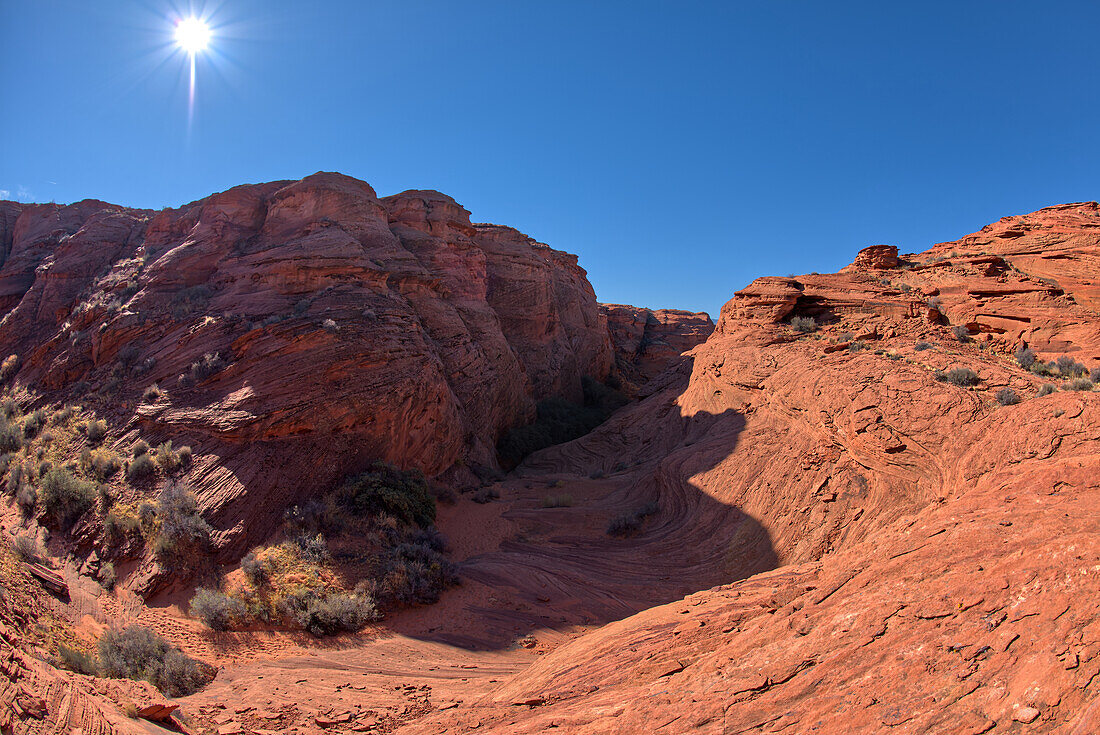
175;16;210;54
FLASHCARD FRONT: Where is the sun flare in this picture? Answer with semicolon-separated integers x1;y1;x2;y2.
175;16;210;54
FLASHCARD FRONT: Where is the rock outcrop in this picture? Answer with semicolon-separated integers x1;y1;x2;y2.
599;304;713;394
403;203;1100;734
0;173;617;557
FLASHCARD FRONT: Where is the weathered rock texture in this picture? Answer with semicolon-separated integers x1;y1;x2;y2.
0;173;620;558
402;202;1100;733
599;304;713;394
6;192;1100;734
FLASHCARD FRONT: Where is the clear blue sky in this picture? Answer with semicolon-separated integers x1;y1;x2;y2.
2;2;1098;316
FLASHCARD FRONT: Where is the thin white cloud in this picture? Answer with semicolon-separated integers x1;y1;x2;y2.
16;186;33;203
0;190;9;200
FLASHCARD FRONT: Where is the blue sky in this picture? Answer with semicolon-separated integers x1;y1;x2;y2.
2;1;1098;316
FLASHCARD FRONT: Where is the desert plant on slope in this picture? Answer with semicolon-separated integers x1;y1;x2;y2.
0;355;19;383
995;387;1019;406
934;367;980;387
141;384;165;403
952;326;970;343
83;419;107;444
333;462;435;528
0;417;22;453
1015;346;1036;369
790;316;817;333
189;588;246;631
1037;384;1057;397
1055;356;1088;378
125;454;156;483
150;482;213;567
38;466;95;529
1066;378;1094;391
98;625;211;697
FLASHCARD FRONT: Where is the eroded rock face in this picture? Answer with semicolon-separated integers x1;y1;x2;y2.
0;173;614;555
407;204;1100;734
599;304;713;394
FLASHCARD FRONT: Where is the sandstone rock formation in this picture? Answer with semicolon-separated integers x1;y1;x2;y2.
0;174;625;560
599;303;713;394
4;190;1100;734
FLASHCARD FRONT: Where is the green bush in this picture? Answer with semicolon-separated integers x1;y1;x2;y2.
57;644;98;675
84;419;107;444
0;418;22;453
155;441;182;474
376;541;459;606
151;483;213;566
98;625;211;697
125;454;156;483
189;588;245;631
22;409;46;439
38;467;95;528
334;463;435;528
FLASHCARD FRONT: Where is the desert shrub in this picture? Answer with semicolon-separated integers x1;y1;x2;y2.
0;397;17;419
22;409;47;439
189;588;245;631
177;445;192;466
541;494;573;508
497;379;627;469
375;541;459;606
847;341;868;353
118;344;140;366
935;367;980;387
103;508;140;545
83;448;122;480
125;454;156;483
154;441;182;474
141;384;165;403
1066;378;1094;391
98;625;211;697
1030;360;1058;377
51;404;76;424
914;341;932;351
471;487;499;504
189;352;227;383
38;467;95;528
333;463;435;528
294;593;380;637
607;501;660;537
288;532;330;564
14;473;35;516
1090;367;1100;384
84;419;107;444
100;562;117;591
995;387;1019;406
0;355;19;383
951;325;970;343
790;316;817;333
240;551;269;587
170;284;213;321
1037;383;1057;397
58;644;99;675
151;483;213;566
131;439;149;457
0;418;22;453
322;318;338;333
12;533;42;562
1055;355;1088;378
1015;346;1036;369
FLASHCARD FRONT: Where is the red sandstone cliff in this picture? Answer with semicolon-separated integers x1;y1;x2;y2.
599;304;713;395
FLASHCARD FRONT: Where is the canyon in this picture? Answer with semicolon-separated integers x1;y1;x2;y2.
1;181;1098;734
